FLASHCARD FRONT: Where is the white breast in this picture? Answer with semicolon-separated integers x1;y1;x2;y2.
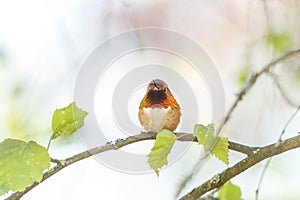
143;107;171;132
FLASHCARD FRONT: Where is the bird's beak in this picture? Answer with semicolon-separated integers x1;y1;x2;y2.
153;80;158;90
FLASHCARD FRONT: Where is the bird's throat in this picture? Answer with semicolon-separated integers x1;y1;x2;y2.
146;90;166;104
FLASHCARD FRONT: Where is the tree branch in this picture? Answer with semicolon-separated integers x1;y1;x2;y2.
179;134;300;200
7;132;256;200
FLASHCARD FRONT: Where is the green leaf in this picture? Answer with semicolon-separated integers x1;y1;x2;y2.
51;102;88;140
218;181;242;200
211;137;229;165
194;124;215;151
147;129;177;176
0;139;50;195
267;31;293;53
194;124;229;165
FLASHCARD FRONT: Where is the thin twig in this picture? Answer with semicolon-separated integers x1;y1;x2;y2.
268;72;298;107
255;157;272;200
229;141;256;156
50;158;64;165
278;106;300;143
120;0;138;29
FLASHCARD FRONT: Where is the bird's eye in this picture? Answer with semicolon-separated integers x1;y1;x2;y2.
163;88;167;92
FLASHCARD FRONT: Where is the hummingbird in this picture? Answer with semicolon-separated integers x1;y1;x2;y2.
138;79;181;132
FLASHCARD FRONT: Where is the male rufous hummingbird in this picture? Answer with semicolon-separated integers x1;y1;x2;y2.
138;79;181;132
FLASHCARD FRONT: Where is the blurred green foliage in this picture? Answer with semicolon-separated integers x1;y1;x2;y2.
237;66;250;86
5;84;48;141
0;51;4;61
0;49;6;68
0;59;49;142
295;66;300;84
267;31;293;53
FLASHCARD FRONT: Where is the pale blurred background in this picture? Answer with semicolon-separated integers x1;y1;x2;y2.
1;0;300;199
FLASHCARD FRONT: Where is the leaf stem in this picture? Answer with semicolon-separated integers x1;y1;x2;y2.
46;138;52;151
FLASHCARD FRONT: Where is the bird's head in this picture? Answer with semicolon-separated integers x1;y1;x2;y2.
146;79;168;104
139;79;180;109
